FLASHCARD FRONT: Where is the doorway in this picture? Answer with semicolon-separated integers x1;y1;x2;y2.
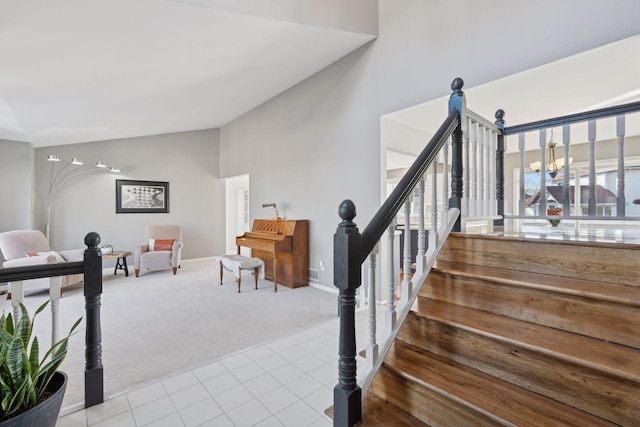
225;174;250;255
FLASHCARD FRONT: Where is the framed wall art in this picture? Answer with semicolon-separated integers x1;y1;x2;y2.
116;180;169;213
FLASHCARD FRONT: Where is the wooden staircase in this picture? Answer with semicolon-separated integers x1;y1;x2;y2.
361;232;640;426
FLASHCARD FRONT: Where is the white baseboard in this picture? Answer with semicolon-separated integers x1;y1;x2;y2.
309;282;338;294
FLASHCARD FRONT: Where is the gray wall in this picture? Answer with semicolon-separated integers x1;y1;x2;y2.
219;0;640;289
0;139;33;233
33;129;225;262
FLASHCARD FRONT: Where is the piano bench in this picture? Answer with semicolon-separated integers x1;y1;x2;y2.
217;255;266;293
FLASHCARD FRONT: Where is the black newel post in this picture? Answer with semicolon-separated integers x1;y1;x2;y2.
448;77;465;232
495;109;506;227
83;232;104;407
333;200;362;427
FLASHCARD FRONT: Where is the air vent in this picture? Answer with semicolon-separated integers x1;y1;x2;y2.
308;268;319;282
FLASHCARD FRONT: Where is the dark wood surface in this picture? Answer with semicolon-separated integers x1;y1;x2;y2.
236;219;308;288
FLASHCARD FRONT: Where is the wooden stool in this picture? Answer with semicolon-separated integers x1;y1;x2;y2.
218;255;265;292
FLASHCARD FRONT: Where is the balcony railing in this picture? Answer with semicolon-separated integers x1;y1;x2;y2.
0;232;105;408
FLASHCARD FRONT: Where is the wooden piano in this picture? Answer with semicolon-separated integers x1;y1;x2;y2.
236;219;308;291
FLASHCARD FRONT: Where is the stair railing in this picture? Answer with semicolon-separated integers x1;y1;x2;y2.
501;101;640;225
332;78;504;426
0;232;105;408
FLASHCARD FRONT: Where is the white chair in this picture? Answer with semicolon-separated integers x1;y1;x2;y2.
134;225;184;277
0;230;83;346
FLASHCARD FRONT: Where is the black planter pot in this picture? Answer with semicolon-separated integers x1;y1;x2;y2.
0;371;67;427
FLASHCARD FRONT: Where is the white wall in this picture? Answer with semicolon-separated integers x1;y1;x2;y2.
0;139;33;234
33;129;225;262
219;0;640;289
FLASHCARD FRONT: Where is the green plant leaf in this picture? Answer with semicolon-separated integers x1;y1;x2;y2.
5;338;24;390
29;336;39;374
0;301;80;417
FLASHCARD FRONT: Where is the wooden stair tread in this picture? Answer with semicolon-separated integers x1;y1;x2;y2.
411;297;640;382
432;260;640;307
360;392;430;426
440;233;640;287
324;394;429;426
381;340;616;426
452;231;640;250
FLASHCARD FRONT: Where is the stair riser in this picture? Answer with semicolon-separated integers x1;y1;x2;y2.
439;236;640;287
371;367;504;427
398;313;640;425
422;271;640;349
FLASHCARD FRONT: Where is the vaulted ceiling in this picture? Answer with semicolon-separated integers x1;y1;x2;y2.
0;0;377;147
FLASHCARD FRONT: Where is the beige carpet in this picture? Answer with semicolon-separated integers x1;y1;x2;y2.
0;258;338;410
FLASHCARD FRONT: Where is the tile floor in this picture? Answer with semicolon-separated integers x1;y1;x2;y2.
56;309;377;427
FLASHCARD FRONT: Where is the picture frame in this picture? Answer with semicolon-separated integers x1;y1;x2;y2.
116;180;169;213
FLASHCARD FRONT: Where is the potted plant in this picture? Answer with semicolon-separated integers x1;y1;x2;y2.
547;206;563;227
0;301;81;426
100;244;113;255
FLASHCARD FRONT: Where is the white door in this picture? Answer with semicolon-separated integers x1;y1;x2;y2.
225;174;250;255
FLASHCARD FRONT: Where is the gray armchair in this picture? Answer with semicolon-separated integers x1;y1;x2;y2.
0;230;83;297
134;225;183;277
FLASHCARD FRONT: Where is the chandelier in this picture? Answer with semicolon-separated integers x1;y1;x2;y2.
528;129;573;179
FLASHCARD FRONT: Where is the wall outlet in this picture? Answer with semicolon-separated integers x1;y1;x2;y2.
319;261;325;271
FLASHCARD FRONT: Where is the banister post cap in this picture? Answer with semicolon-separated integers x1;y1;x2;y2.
451;77;464;94
338;200;356;224
85;232;101;248
495;109;505;121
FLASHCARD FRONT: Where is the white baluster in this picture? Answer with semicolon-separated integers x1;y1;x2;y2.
49;275;62;346
489;130;497;217
415;175;426;276
463;117;471;219
616;115;626;216
430;156;439;252
386;222;397;333
477;125;485;216
470;121;478;217
539;129;547;217
562;125;571;215
366;244;379;370
441;141;449;227
401;197;413;303
588;120;596;216
484;127;491;217
519;133;526;216
11;280;24;323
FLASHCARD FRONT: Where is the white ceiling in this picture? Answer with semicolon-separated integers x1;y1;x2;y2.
0;0;376;147
3;2;639;152
384;34;640;155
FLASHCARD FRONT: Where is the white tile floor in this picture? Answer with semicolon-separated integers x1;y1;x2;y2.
56;309;377;427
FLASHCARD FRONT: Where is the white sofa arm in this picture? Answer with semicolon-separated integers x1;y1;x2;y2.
3;255;58;268
58;249;84;262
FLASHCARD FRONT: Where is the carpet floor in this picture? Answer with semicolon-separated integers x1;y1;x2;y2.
0;258;338;410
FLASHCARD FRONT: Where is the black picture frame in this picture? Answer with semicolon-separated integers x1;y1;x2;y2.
116;180;169;213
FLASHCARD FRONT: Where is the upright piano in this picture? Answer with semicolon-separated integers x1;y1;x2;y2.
236;219;308;290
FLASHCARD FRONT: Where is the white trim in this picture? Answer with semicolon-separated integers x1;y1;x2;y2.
309;282;338;294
